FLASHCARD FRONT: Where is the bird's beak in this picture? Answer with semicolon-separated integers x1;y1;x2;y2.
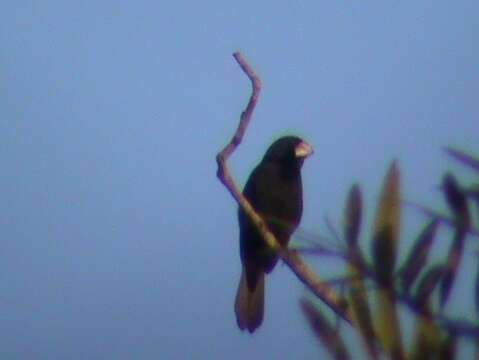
295;141;314;158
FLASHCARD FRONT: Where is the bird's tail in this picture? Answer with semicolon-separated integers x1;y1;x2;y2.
235;267;264;333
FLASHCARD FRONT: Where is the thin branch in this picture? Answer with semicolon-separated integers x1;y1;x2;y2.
216;52;352;323
283;250;350;321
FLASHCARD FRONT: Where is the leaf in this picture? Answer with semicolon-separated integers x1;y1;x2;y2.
348;266;378;359
439;229;466;307
476;259;479;316
437;173;470;307
469;187;479;229
445;147;479;172
438;335;457;360
409;315;442;360
374;289;404;360
372;161;401;286
344;184;362;247
413;264;445;313
372;161;404;359
399;220;439;294
343;184;377;358
300;299;350;360
442;173;470;229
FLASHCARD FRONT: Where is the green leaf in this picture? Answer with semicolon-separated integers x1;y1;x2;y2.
300;298;350;360
439;227;467;307
409;315;442;360
399;220;439;294
343;184;378;358
372;161;404;359
445;147;479;172
413;264;445;313
348;267;378;359
438;173;470;307
438;335;457;360
372;161;401;286
344;184;362;247
442;173;470;229
476;259;479;316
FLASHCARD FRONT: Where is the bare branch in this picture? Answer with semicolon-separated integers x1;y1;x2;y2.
283;250;350;321
216;52;352;323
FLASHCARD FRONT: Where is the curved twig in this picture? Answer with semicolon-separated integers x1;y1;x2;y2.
216;52;352;323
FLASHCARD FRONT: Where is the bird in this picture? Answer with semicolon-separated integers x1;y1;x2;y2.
235;136;313;333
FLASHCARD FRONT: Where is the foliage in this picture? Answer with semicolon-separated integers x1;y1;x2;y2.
301;148;479;359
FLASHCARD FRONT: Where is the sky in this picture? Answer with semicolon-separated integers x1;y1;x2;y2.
1;1;478;359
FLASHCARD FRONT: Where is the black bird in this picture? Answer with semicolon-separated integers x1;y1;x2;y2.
235;136;313;332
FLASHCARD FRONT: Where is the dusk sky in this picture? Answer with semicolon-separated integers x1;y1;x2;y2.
1;1;478;359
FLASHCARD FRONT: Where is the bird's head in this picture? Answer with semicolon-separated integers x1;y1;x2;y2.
262;136;313;169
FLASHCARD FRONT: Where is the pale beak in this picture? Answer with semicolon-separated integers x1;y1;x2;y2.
295;141;314;158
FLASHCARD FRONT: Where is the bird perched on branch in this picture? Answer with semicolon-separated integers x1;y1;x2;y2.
235;136;313;332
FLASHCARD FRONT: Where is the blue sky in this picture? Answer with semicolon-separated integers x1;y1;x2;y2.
1;1;478;359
